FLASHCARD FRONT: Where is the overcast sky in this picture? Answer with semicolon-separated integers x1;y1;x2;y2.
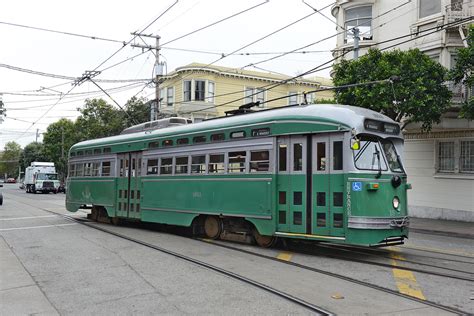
0;0;336;149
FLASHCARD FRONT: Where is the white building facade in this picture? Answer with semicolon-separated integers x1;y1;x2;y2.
332;0;474;221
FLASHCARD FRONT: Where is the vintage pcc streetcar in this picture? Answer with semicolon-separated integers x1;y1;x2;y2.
66;104;410;247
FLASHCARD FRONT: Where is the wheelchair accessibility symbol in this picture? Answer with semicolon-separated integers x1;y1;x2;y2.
352;182;362;192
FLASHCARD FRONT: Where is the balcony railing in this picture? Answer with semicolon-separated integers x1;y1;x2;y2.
445;2;470;24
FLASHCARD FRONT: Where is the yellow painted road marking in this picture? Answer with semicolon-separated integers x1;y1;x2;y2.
276;251;293;261
390;253;426;300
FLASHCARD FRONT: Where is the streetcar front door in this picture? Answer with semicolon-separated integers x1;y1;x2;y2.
116;152;142;220
312;134;345;237
276;136;308;234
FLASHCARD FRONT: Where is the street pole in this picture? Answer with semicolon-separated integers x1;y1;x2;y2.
35;129;40;143
353;27;360;59
131;33;161;121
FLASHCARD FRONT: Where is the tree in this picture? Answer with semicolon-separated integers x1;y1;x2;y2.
75;98;124;139
333;49;452;131
19;142;47;171
0;141;22;178
449;25;473;119
42;119;78;180
122;96;150;127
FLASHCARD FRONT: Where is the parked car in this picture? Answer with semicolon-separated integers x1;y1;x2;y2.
6;178;16;183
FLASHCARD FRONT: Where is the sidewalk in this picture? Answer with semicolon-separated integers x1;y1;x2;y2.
409;217;474;239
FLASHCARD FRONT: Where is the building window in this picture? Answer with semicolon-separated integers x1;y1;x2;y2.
437;140;474;174
159;88;165;108
438;142;455;172
288;91;298;105
244;87;265;106
419;0;441;19
208;81;215;103
460;141;474;172
184;80;191;102
167;87;174;106
244;87;254;104
344;6;372;43
195;80;205;101
256;88;265;107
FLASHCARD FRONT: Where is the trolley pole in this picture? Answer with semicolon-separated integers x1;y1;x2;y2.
131;33;162;121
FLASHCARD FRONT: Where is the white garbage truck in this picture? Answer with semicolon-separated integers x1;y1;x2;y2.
24;162;60;194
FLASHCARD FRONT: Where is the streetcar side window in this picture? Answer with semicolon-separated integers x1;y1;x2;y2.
175;156;189;174
211;133;225;142
147;159;158;175
76;163;84;177
193;136;206;144
191;155;206;174
160;157;173;175
279;144;287;172
69;164;76;177
250;150;269;172
102;161;111;176
93;149;101;155
333;141;343;170
92;162;100;176
317;142;326;171
209;154;225;173
229;151;246;173
293;143;303;171
177;138;189;145
84;162;92;176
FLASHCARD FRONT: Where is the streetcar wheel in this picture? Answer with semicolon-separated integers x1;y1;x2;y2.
253;229;276;248
111;217;121;226
204;216;222;239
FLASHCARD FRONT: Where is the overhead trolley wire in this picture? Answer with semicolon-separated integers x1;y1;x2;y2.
0;20;125;44
242;0;412;69
160;0;270;46
181;15;473;115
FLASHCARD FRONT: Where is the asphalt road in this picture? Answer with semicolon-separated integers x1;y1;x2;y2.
1;183;473;315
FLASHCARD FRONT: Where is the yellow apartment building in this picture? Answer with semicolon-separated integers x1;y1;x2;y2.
156;63;334;121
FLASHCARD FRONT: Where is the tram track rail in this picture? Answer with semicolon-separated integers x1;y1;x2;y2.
14;204;333;316
287;242;474;282
7;197;469;315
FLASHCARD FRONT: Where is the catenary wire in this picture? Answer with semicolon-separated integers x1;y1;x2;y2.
180;15;473;115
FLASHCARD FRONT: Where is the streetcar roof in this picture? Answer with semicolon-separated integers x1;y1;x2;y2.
70;104;402;150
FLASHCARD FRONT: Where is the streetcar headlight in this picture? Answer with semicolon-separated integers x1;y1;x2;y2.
392;196;400;209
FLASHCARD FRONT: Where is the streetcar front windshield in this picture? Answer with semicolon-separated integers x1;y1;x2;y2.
353;137;387;171
381;139;404;173
353;136;405;173
37;173;58;180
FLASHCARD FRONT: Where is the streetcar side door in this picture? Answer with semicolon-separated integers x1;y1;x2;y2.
116;152;142;219
312;133;345;237
276;136;307;234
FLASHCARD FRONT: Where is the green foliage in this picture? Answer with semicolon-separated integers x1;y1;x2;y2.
333;49;452;131
39;97;151;179
449;25;473;120
75;99;124;139
19;142;47;171
0;141;22;178
42;119;78;180
314;98;337;104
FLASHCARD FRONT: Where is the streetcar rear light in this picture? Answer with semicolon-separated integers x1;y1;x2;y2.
393;196;400;209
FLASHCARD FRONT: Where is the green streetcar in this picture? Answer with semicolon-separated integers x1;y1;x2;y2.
66;104;410;247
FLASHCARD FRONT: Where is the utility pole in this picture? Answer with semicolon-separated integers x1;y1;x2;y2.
35;129;40;143
0;94;5;124
353;27;360;60
131;33;163;121
61;126;64;160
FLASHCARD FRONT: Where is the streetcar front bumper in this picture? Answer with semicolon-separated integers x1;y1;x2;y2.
348;216;409;230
